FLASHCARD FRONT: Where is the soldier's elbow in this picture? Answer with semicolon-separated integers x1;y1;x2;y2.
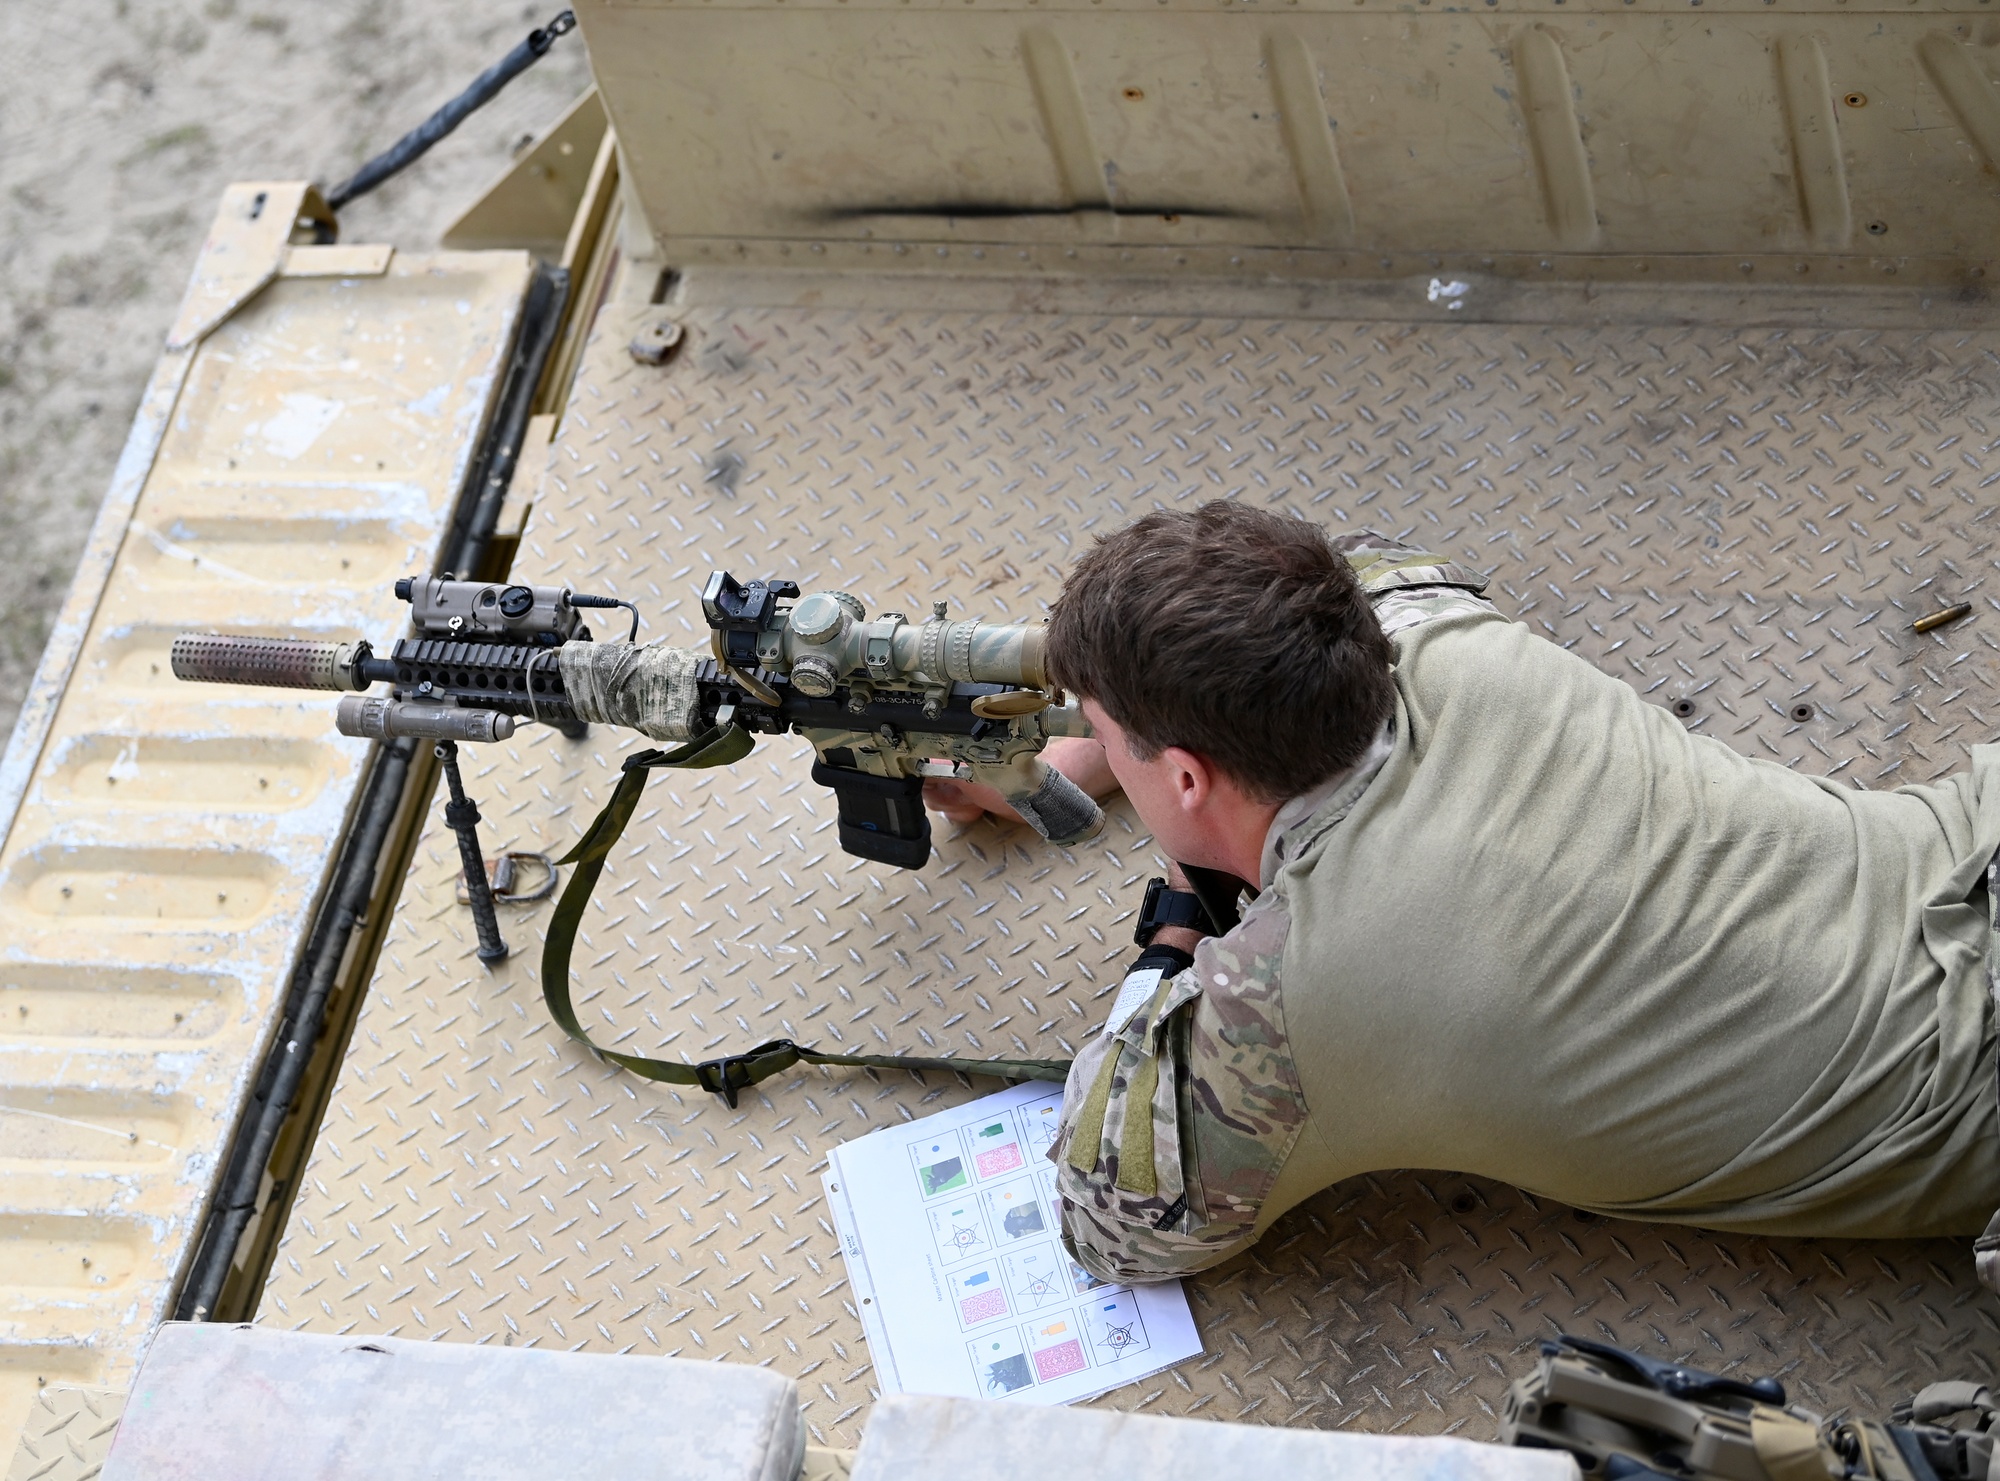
1062;1214;1253;1285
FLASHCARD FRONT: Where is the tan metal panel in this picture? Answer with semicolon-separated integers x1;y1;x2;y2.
444;90;612;264
3;1387;122;1481
264;286;2000;1446
579;4;2000;270
0;236;532;1461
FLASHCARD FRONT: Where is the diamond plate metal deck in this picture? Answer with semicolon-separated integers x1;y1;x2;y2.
260;297;2000;1446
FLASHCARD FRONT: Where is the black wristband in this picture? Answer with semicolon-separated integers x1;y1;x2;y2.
1134;876;1212;948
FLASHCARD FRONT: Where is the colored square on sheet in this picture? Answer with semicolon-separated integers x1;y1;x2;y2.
1031;1338;1088;1382
960;1288;1009;1324
983;1178;1046;1242
977;1145;1025;1177
911;1137;969;1199
968;1331;1035;1397
952;1263;1008;1330
965;1120;1025;1179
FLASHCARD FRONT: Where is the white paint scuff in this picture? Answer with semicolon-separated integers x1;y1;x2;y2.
253;393;344;460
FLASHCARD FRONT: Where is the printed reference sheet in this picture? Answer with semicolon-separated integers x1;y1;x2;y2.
825;1081;1203;1404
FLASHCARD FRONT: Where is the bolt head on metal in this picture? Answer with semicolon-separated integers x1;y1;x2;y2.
628;319;684;366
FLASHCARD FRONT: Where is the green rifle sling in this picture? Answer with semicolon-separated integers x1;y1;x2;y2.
540;723;1073;1105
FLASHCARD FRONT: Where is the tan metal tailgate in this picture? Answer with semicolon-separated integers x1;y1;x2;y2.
261;282;2000;1441
0;184;531;1457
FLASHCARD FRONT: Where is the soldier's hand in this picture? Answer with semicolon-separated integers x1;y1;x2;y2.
924;775;1023;825
924;737;1116;826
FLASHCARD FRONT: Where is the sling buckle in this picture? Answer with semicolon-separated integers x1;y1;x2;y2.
692;1038;802;1108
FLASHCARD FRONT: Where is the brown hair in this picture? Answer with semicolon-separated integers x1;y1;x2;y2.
1043;502;1394;802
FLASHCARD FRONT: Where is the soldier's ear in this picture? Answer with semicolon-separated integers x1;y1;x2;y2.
1158;746;1213;813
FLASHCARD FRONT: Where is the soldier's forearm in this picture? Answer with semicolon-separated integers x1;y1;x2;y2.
1150;862;1214;955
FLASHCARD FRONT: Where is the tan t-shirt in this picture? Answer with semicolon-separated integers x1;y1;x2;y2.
1271;605;2000;1238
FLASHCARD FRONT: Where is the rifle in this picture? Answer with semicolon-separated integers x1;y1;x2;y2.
172;571;1100;861
1501;1334;1997;1481
173;572;1098;1101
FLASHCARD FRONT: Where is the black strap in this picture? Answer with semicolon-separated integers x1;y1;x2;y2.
1134;877;1211;947
540;725;1072;1105
1130;943;1197;980
1180;864;1251;937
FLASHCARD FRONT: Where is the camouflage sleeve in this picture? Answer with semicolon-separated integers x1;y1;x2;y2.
1330;529;1499;636
1050;891;1306;1284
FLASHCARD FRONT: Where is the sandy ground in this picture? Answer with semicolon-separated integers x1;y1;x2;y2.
0;1;593;741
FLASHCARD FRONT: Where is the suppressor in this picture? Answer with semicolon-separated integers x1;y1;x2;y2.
171;634;371;691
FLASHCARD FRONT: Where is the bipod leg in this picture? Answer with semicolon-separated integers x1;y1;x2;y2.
437;738;509;964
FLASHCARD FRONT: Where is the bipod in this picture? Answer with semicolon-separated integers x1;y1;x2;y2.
436;738;509;964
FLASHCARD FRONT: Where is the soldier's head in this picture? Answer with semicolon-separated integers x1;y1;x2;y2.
1044;501;1393;865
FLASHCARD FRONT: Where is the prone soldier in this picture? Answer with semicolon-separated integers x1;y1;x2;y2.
927;501;2000;1290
